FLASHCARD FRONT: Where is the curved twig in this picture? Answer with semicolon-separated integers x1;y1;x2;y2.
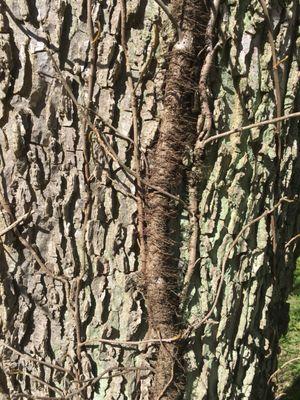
187;197;295;334
153;0;182;40
201;112;300;148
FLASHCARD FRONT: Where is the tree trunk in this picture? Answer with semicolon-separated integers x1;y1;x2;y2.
0;0;299;399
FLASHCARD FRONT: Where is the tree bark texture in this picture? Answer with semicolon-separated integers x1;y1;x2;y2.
184;1;300;399
0;0;299;399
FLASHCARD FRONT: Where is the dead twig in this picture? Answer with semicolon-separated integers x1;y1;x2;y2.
2;342;74;377
74;0;100;382
153;0;182;40
187;197;295;334
0;211;32;236
57;366;151;399
12;367;152;400
181;185;199;307
8;369;64;396
134;20;159;93
0;191;67;285
259;0;282;158
285;233;300;248
268;356;300;383
80;333;183;347
47;47;189;209
200;112;300;148
120;0;147;273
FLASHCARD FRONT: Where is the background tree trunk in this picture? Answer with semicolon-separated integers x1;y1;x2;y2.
0;0;299;399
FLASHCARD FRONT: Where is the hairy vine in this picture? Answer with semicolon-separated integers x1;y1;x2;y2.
144;1;209;398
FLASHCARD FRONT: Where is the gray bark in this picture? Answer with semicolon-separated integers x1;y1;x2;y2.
0;0;299;399
184;1;300;399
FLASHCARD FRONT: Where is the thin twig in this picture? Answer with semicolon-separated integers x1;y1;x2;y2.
285;232;300;248
47;47;189;209
120;0;147;273
12;395;55;400
58;366;150;399
74;276;83;381
2;342;74;377
268;356;300;383
201;112;300;148
9;369;64;396
0;211;32;236
181;185;199;307
80;333;183;347
74;0;99;381
0;191;67;285
153;0;182;40
187;197;295;334
12;367;152;400
259;0;282;158
134;20;159;93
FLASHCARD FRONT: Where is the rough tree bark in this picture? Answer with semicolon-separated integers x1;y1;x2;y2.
0;0;299;400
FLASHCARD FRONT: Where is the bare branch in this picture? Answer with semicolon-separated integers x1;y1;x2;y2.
201;112;300;148
2;342;74;377
153;0;182;40
80;332;184;347
0;191;67;285
181;185;199;307
268;356;300;383
8;369;64;396
187;197;295;334
0;211;32;236
13;367;152;399
60;366;151;399
120;0;147;273
285;232;300;249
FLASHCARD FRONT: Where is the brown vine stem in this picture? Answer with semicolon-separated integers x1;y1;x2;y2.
184;0;221;310
120;0;147;273
153;0;182;40
46;47;189;210
201;111;300;148
268;356;300;383
195;0;221;144
259;0;282;157
56;366;151;399
0;211;32;236
144;0;208;396
2;342;74;377
181;185;199;307
285;232;300;248
259;0;283;278
187;196;295;334
74;0;99;385
80;332;183;347
0;190;67;286
9;370;64;396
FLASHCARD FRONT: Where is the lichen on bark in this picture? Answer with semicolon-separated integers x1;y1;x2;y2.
0;0;299;399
